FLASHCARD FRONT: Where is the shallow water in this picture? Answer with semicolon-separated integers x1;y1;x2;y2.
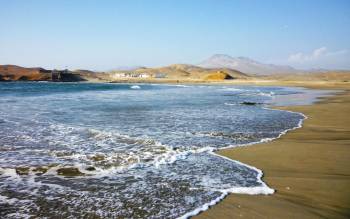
0;83;313;218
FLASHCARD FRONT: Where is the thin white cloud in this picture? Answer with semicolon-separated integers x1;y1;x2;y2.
326;49;349;56
288;47;348;63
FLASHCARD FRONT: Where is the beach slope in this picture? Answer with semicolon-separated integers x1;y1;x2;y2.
196;88;350;219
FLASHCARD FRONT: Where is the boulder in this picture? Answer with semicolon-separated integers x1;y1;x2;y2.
57;167;84;177
15;167;30;175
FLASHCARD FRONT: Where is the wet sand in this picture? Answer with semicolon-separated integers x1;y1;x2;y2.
196;84;350;219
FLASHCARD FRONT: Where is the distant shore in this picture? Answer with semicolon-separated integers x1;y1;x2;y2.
2;64;350;85
99;78;350;91
195;83;350;219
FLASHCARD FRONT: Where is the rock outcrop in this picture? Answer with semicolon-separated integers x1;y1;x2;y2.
0;65;86;82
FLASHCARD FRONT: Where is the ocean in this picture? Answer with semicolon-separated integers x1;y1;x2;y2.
0;82;323;218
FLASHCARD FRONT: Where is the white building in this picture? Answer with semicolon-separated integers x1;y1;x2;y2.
112;72;150;79
139;73;150;78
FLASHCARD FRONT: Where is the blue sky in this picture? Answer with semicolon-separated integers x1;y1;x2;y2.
0;0;349;70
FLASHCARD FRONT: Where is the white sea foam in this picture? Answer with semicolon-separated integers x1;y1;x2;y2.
258;91;275;97
130;85;141;89
6;213;33;219
224;102;238;106
153;146;215;168
179;149;276;218
178;107;306;219
178;192;226;219
221;87;243;92
0;195;18;205
174;85;190;88
0;83;316;218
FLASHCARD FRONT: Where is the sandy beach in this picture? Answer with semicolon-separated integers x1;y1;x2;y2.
195;83;350;219
2;1;350;217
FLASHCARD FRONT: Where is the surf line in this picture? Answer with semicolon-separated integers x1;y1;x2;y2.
178;107;307;219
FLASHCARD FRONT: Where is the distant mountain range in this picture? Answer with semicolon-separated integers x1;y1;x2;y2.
2;55;349;82
198;54;300;75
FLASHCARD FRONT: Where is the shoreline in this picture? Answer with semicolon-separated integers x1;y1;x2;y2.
195;84;350;219
1;80;349;218
180;85;313;219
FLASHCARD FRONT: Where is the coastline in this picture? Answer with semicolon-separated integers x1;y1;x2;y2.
1;80;349;218
195;83;350;219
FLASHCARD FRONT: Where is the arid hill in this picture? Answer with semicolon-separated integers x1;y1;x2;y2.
105;64;250;81
0;65;52;81
1;64;349;83
0;65;86;82
198;54;299;75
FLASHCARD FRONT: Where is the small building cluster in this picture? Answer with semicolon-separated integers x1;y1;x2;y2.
112;73;150;79
111;72;167;79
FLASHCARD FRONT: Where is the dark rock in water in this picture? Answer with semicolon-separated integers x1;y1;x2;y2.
241;101;262;105
57;167;84;176
32;166;48;175
48;163;60;168
85;166;96;171
15;167;30;175
54;151;74;157
90;154;106;161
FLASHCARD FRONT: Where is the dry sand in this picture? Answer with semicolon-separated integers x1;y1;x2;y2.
195;83;350;219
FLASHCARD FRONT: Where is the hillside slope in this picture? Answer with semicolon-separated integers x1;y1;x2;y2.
0;65;86;82
0;65;51;81
107;64;250;81
198;54;299;75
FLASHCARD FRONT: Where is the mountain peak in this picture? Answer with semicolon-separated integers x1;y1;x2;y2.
198;54;298;75
210;54;233;59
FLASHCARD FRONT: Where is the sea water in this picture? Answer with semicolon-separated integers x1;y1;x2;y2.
0;83;322;218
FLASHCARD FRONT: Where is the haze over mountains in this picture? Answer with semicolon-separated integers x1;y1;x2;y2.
198;54;300;75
